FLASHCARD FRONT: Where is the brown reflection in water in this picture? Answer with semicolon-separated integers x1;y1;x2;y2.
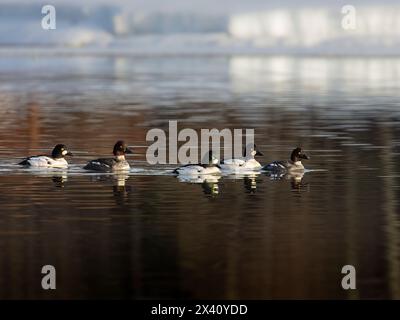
26;102;40;151
381;126;400;299
0;56;399;299
0;106;398;299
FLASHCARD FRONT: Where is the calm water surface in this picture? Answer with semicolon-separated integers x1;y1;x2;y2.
0;55;399;299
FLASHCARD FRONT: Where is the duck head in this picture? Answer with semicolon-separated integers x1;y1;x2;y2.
201;150;219;166
52;144;73;159
208;150;219;165
290;147;309;162
243;144;263;158
113;140;133;157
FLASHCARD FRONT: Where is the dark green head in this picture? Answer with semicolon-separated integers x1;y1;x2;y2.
290;147;309;162
243;144;263;157
52;144;73;159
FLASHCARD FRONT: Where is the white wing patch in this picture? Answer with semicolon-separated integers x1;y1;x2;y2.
220;158;261;172
92;161;109;168
221;158;246;166
265;162;286;171
27;156;68;168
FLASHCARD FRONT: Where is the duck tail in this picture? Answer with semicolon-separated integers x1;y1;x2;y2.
18;159;29;166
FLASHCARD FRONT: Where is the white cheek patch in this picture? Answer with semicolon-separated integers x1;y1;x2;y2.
62;150;68;156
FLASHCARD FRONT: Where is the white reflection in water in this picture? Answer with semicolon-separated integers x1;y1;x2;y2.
229;57;400;98
177;174;221;196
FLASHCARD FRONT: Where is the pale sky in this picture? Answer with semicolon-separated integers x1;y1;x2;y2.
5;0;397;13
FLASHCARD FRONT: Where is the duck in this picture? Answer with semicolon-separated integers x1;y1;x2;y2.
173;151;221;175
263;147;309;172
18;144;73;168
83;140;133;172
220;144;263;171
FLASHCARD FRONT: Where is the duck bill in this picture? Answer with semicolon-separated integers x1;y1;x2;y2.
66;151;73;157
256;151;263;156
300;153;309;160
125;148;133;154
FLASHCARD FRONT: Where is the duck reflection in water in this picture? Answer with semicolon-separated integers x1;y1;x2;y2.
265;171;309;191
90;173;132;205
52;173;68;188
224;172;261;193
177;175;221;196
26;169;69;188
243;174;259;193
